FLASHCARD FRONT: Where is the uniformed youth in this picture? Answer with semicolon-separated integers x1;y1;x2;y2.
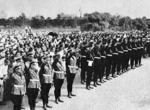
99;39;107;83
52;54;65;104
105;39;113;80
26;59;40;110
66;48;78;98
131;37;136;69
93;41;101;87
39;55;53;109
111;39;118;77
11;64;26;110
117;39;124;74
80;42;88;84
86;42;94;90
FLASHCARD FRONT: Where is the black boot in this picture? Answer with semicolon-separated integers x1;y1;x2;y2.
96;82;101;85
93;83;97;87
67;92;71;98
55;99;58;104
46;104;52;108
43;104;47;110
70;93;76;96
58;98;64;103
86;86;90;90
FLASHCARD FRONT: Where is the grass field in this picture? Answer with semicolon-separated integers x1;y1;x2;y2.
2;27;81;33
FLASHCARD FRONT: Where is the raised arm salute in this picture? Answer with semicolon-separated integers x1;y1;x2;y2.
52;54;65;104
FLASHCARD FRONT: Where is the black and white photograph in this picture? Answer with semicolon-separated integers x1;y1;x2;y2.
0;0;150;110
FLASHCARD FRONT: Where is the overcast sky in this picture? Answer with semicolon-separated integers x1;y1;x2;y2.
0;0;150;18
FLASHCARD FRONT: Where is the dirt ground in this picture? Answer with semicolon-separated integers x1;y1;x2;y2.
1;58;150;110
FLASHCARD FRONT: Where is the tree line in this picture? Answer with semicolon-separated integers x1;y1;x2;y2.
0;12;150;31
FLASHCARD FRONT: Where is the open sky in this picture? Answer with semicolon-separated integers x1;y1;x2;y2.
0;0;150;18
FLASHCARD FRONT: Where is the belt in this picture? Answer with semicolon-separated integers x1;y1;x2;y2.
68;66;78;68
43;74;51;76
94;57;101;59
54;71;64;74
107;54;112;57
123;50;128;52
101;56;106;58
87;60;93;62
30;79;39;82
133;48;137;50
137;47;141;49
128;49;131;51
82;56;86;58
118;51;123;54
113;53;118;55
14;85;24;88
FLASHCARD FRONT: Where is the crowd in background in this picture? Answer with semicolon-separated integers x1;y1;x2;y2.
0;28;150;110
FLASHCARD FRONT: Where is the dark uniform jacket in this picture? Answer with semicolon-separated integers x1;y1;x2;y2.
86;50;94;67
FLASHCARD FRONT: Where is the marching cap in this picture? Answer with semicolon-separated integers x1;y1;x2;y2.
27;51;34;56
13;63;22;72
14;54;22;61
30;59;38;64
88;42;93;47
42;54;47;59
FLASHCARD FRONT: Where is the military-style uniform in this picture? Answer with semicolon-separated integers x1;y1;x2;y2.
134;40;139;67
39;61;53;108
127;39;132;69
93;44;101;86
138;38;144;65
136;40;141;66
80;45;88;84
99;43;106;82
11;66;26;110
131;38;137;69
52;58;65;103
105;43;113;79
27;66;40;110
66;52;78;97
111;41;118;77
86;47;94;90
122;40;129;72
117;41;124;74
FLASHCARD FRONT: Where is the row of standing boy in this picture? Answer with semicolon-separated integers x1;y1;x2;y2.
2;47;79;110
0;31;147;110
80;36;143;90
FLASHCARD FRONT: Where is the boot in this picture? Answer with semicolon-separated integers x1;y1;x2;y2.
46;103;52;108
93;83;97;87
58;98;64;103
55;99;58;104
86;86;90;90
43;104;47;110
67;92;71;98
70;93;76;96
